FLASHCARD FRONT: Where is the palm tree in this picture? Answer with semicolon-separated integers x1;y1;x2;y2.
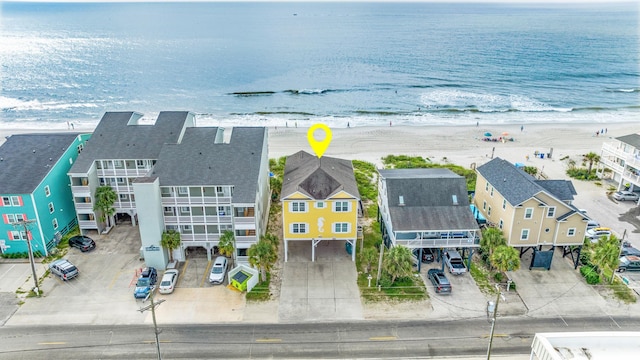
481;227;507;267
583;152;601;175
248;237;277;282
160;229;181;262
490;245;521;273
218;230;236;268
382;245;413;285
261;233;280;252
592;235;620;283
93;186;117;229
361;247;378;274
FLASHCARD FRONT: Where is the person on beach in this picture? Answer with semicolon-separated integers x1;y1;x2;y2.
521;125;524;132
70;122;74;129
390;121;392;127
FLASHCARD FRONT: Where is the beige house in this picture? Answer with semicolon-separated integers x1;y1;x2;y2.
474;158;587;268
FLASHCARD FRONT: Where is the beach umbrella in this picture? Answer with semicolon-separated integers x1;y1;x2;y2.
484;132;492;137
501;131;509;136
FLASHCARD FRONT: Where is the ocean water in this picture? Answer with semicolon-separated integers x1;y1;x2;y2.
0;1;638;130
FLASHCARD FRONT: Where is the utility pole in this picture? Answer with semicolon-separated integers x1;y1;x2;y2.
138;289;165;360
486;284;505;360
11;219;40;296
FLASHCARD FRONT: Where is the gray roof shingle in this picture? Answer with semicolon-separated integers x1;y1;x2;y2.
151;127;266;204
281;151;360;200
476;157;543;206
380;169;478;231
534;180;577;202
0;133;80;194
616;133;640;149
70;111;191;173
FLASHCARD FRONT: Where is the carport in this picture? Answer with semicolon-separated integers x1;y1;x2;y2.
284;238;356;262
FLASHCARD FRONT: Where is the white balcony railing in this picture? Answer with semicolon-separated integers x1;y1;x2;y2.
71;185;90;194
602;143;640;168
161;196;232;206
234;217;255;224
74;203;93;209
78;220;97;229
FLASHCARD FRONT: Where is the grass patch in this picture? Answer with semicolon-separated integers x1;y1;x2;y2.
382;155;477;190
470;261;496;295
359;272;426;302
352;160;378;202
26;289;42;298
609;281;637;304
246;273;271;301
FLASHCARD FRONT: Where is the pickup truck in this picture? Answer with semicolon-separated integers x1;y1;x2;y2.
444;250;467;275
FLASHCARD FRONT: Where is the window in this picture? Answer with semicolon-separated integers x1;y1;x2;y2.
48;202;55;214
485;183;489;191
180;207;190;215
216;186;224;195
482;201;486;210
164;207;174;216
487;206;492;216
52;218;58;230
502;199;506;210
119;194;129;201
547;207;556;217
11;196;21;206
114;160;123;168
178;187;188;195
315;202;325;209
524;208;533;219
136;160;145;168
290;202;307;213
15;214;24;222
44;186;51;197
490;187;494;197
2;197;10;206
499;219;503;230
181;225;192;233
567;228;576;236
292;223;307;234
10;231;21;240
77;144;84;153
117;177;125;185
452;195;458;205
334;201;349;212
520;229;529;240
334;223;349;233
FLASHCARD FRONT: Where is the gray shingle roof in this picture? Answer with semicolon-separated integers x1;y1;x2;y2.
616;133;640;149
281;151;360;200
476;157;543;206
534;180;577;202
151;127;266;204
477;158;579;207
70;111;191;173
0;133;80;194
380;169;477;231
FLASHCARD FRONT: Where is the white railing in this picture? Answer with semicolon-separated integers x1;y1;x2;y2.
622;171;640;185
74;203;93;209
600;157;624;173
602;143;640;168
236;235;257;245
161;196;232;205
78;220;97;229
71;185;90;194
395;236;480;248
234;217;255;224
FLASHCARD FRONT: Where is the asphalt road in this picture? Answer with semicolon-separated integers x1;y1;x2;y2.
1;316;639;359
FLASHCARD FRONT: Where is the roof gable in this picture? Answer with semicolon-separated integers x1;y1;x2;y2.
477;157;548;206
281;151;360;200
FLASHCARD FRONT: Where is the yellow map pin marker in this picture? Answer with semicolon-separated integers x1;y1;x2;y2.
307;123;332;158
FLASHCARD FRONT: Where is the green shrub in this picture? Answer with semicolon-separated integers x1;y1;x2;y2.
580;265;601;285
579;251;593;267
566;168;598;181
493;272;504;282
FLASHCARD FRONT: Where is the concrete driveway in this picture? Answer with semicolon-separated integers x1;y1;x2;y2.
279;240;362;322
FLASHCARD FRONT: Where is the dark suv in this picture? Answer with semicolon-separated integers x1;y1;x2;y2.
134;267;158;299
427;268;452;294
49;259;79;281
617;256;640;273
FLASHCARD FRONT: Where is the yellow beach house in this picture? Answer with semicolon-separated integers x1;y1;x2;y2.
280;151;361;262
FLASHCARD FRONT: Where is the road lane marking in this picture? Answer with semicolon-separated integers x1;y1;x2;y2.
108;270;122;289
256;338;282;343
369;336;397;341
481;334;509;338
200;260;211;287
39;342;66;345
610;316;621;329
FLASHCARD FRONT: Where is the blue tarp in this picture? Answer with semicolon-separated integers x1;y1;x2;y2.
470;204;486;224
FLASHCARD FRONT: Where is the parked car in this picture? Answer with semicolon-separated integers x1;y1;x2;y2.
68;235;96;252
613;190;639;202
617;255;640;272
49;259;79;281
134;267;158;299
586;220;600;231
421;248;436;263
427;269;452;294
209;256;228;284
621;246;640;257
158;269;179;294
443;250;467;275
586;227;612;241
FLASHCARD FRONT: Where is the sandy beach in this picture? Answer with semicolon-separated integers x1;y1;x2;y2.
2;122;631;179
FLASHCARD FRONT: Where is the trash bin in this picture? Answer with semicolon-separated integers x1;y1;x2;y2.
540;153;545;159
345;242;352;255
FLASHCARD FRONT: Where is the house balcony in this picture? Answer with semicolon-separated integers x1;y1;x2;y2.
163;215;232;225
97;168;152;177
602;143;640;168
71;185;91;196
236;235;258;245
600;157;625;174
234;217;256;225
74;203;93;209
622;171;640;186
395;232;480;249
78;220;97;229
161;196;232;206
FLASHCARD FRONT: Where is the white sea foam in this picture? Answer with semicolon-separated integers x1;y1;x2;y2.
0;96;98;112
